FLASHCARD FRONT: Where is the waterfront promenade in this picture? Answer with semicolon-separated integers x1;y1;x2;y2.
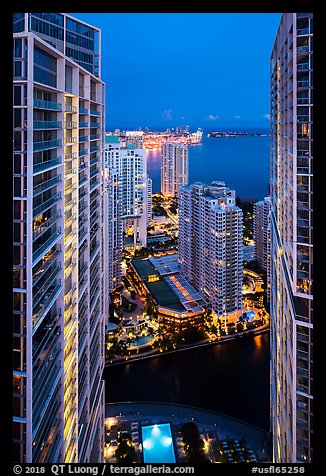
105;324;269;367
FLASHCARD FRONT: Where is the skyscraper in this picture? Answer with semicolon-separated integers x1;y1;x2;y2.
13;13;105;463
104;165;123;294
253;196;271;271
161;142;188;197
104;135;148;248
270;13;313;463
179;182;243;323
146;175;153;227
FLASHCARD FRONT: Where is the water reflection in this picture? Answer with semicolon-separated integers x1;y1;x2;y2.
254;334;263;350
105;333;270;429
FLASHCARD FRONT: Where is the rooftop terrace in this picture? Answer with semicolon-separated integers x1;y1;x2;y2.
131;257;205;314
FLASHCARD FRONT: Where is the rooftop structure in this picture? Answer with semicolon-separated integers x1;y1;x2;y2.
130;255;206;325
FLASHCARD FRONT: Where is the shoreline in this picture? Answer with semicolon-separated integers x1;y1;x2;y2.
105;325;269;368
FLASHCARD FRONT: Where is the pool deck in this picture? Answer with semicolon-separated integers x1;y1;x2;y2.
105;401;271;463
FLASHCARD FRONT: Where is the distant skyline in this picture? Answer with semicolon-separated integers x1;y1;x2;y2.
70;12;281;130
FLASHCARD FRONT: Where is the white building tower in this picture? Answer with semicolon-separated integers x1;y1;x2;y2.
253;196;271;271
161;142;188;197
179;182;243;323
270;13;313;463
104;135;148;249
13;13;105;463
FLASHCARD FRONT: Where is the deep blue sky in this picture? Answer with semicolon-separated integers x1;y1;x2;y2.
70;13;281;130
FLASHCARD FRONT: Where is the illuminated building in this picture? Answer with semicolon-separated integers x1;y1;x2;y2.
161;142;188;197
13;13;105;463
104;135;148;248
125;130;144;149
146;175;153;227
130;255;206;326
104;166;122;294
270;13;313;463
179;182;243;322
253;196;271;271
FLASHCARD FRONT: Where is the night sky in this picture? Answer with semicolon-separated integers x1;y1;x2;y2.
70;12;281;130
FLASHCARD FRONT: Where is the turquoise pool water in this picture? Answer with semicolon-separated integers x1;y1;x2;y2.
141;423;176;463
130;335;153;347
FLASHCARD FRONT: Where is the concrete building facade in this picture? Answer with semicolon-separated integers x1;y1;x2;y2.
13;12;105;463
104;135;148;248
270;13;313;463
253;196;271;271
161;142;188;197
179;182;243;322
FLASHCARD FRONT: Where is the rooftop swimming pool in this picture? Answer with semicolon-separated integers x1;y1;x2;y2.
141;423;176;463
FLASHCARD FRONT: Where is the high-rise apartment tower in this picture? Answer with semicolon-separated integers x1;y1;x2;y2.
13;13;105;463
104;135;148;248
161;142;188;197
179;182;243;322
270;12;313;463
253;196;271;271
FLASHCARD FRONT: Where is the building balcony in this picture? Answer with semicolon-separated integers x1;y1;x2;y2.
33;175;61;197
79;149;88;157
64;196;77;213
297;167;309;175
64;227;77;247
90;133;101;140
90;145;99;153
65;104;77;113
90;109;100;116
79;108;88;115
90;122;100;128
297;115;310;123
90;179;100;192
64;152;77;163
64;258;76;280
32;282;62;329
65;213;77;230
297;80;310;88
33;263;61;307
90;168;99;179
34;98;62;111
33;139;62;151
79;188;87;199
297;97;310;105
64;136;78;145
297;28;310;36
64;183;77;196
32;228;61;264
34;121;62;130
33;157;63;175
79;135;88;143
297;45;309;55
33;212;61;241
297;149;310;157
79;122;89;128
65;167;77;180
78;227;88;247
64;121;78;129
297;63;309;72
79;175;88;186
90;156;99;166
33;193;61;219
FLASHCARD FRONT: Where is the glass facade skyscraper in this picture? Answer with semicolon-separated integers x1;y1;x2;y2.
13;13;105;463
270;13;313;463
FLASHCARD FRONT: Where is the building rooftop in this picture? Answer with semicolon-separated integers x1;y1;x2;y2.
131;256;205;314
149;255;180;276
105;135;120;143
